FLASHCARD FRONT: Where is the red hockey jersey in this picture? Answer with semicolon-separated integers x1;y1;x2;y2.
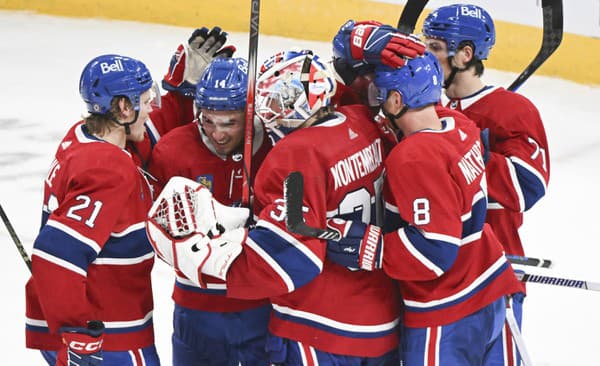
225;105;401;357
381;113;523;328
127;91;194;169
447;86;550;256
25;121;155;351
148;118;272;312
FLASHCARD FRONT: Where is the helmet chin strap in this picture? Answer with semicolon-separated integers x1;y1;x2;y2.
381;104;408;127
444;55;474;89
109;110;139;135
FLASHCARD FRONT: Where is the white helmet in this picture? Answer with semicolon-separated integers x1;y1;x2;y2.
256;50;337;142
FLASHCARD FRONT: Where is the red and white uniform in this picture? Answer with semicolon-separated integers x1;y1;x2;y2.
26;121;155;351
225;105;401;357
148;118;271;312
381;113;523;328
128;91;195;169
447;86;550;256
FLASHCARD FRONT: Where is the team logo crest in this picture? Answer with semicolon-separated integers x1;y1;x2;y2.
196;175;214;191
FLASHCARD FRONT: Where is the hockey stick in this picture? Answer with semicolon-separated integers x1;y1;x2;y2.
284;171;341;241
0;204;32;272
506;254;552;268
515;272;600;292
241;0;261;208
397;0;429;33
285;173;600;292
507;0;563;91
505;305;534;366
285;172;553;268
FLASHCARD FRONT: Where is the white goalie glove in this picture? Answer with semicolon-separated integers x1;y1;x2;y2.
146;176;248;286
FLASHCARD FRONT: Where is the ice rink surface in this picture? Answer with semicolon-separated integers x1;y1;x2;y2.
1;10;600;365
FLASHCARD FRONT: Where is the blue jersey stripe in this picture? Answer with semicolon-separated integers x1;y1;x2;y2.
101;228;153;258
249;226;321;290
404;260;510;313
404;226;459;273
514;162;546;210
33;225;97;272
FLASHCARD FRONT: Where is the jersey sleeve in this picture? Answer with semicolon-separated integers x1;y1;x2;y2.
483;96;549;213
31;152;137;332
147;134;177;193
382;154;463;281
225;143;327;300
145;91;194;145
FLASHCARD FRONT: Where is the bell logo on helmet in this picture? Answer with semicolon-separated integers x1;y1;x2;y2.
460;6;484;20
100;59;124;74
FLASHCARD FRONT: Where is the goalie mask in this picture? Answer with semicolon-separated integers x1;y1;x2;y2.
255;50;337;142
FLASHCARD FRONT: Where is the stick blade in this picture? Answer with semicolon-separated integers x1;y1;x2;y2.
284;171;305;232
397;0;429;33
507;0;563;91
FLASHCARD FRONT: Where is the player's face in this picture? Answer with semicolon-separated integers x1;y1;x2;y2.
126;89;154;142
424;38;452;83
200;109;246;155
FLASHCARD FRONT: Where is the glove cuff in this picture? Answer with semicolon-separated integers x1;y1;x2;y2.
60;321;104;355
161;79;196;99
359;225;384;271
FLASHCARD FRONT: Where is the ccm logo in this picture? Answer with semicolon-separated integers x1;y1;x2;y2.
68;340;103;352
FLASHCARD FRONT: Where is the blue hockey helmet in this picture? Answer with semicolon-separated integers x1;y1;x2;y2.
255;49;336;141
422;4;495;60
331;20;378;85
79;54;153;115
374;52;442;109
195;57;248;111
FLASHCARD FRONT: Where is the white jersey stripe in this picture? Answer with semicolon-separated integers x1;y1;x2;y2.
111;222;146;237
404;255;507;309
32;248;87;276
245;237;295;292
103;310;153;329
272;304;399;333
93;252;154;265
399;229;445;277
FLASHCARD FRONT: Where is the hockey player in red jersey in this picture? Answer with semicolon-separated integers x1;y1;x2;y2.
147;50;403;365
25;55;160;365
324;52;524;365
147;57;272;365
422;4;550;364
128;26;235;169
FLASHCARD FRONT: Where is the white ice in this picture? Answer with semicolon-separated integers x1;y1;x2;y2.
1;10;599;365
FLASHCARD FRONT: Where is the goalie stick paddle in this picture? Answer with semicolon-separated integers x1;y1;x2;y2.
284;172;341;241
397;0;429;33
284;171;553;268
507;0;563;91
241;0;261;208
0;204;32;272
